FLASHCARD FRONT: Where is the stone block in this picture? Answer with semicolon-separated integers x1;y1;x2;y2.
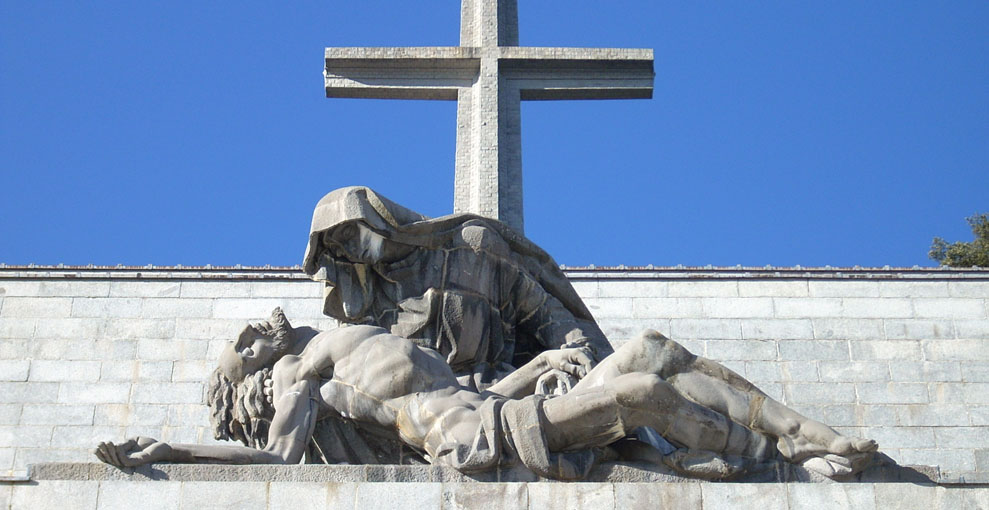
961;362;989;382
97;480;182;510
849;340;921;361
977;448;989;471
570;280;600;299
0;448;12;470
103;319;175;340
528;482;615;510
819;362;889;382
0;338;30;359
954;320;989;339
173;360;211;382
968;406;989;425
812;318;884;340
94;404;169;427
597;319;670;345
879;281;950;298
857;382;929;404
914;299;986;319
0;280;42;297
785;383;856;404
700;297;774;318
1;382;58;403
743;361;783;382
780;361;821;382
899;449;977;472
583;297;634;319
889;361;961;382
108;282;180;298
0;360;30;381
137;338;208;361
670;319;742;340
884;319;955;340
599;280;668;298
33;339;135;361
808;281;879;298
0;317;36;338
213;298;294;320
786;483;876;510
268;482;331;510
180;281;252;298
13;447;92;468
614;483;702;510
864;426;935;449
934;427;989;449
933;383;989;404
0;404;21;425
34;318;105;340
668;281;738;297
923;339;989;361
0;425;52;447
355;482;442;510
179;481;267;510
442;482;527;510
779;340;849;361
29;360;101;382
250;281;322;298
132;382;204;404
741;319;814;340
141;298;214;318
174;318;244;340
11;480;98;510
705;340;777;361
630;298;702;319
948;281;989;298
935;487;989;510
100;360;174;382
0;297;72;318
21;404;94;426
840;298;913;319
739;280;808;297
701;483;786;510
873;484;938;510
70;298;142;318
58;382;131;404
49;425;125;448
37;281;111;298
774;298;843;318
162;425;201;443
895;404;972;426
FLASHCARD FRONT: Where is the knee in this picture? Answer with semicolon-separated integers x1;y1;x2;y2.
614;373;675;409
618;330;696;378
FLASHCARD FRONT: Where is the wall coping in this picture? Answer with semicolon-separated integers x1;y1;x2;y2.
1;265;987;282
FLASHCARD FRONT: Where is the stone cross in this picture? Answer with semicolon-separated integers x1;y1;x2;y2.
324;0;654;233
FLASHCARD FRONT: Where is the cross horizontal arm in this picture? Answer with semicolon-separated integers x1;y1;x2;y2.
499;47;654;100
324;47;479;100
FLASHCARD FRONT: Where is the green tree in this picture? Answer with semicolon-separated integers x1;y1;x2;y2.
929;213;989;267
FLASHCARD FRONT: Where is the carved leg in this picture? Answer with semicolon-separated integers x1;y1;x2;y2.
542;373;770;459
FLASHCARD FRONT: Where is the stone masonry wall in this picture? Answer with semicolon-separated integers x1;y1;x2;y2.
0;266;986;480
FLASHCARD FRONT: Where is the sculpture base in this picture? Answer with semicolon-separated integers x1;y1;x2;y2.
3;462;985;510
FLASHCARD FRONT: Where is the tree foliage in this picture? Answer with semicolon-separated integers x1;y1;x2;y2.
929;213;989;267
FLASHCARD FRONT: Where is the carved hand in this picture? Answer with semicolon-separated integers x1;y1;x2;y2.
94;436;172;468
540;347;595;379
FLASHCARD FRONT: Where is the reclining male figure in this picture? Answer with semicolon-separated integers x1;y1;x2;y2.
96;309;876;479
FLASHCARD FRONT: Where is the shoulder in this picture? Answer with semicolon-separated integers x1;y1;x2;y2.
455;220;510;255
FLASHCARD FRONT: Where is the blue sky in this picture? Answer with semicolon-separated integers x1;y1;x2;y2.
1;2;986;268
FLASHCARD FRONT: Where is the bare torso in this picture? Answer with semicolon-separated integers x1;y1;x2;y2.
271;325;488;452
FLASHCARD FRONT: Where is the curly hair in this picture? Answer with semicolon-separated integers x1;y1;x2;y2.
207;307;292;449
207;366;274;449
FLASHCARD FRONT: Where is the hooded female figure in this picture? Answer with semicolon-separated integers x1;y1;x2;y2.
303;186;611;391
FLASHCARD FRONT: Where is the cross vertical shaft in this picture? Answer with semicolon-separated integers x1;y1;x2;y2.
324;1;654;234
455;0;524;231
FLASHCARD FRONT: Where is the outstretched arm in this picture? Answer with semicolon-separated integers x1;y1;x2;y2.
485;347;594;399
96;379;320;467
